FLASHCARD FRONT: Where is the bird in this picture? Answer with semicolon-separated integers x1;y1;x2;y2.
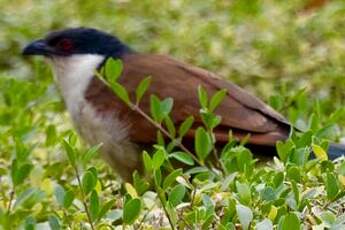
22;27;344;180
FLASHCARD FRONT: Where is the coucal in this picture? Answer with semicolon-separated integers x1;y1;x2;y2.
23;28;344;180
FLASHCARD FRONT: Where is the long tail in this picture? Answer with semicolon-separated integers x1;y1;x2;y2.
328;143;345;160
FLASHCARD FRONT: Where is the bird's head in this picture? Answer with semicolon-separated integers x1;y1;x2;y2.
23;27;131;83
22;27;130;58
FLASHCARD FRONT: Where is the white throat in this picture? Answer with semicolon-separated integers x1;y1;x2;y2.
48;54;105;114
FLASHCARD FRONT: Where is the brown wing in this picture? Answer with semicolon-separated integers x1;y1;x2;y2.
86;53;291;147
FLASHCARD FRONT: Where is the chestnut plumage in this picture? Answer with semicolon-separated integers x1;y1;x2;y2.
86;54;291;146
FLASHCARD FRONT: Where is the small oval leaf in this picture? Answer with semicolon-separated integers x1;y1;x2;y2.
123;198;142;224
135;76;152;104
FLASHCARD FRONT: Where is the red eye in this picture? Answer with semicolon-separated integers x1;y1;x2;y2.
58;39;73;51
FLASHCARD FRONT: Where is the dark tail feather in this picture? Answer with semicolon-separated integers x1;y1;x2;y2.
328;143;345;160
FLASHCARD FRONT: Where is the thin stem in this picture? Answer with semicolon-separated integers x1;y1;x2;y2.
95;72;204;167
62;209;73;229
155;185;175;230
189;186;197;209
133;105;203;166
209;128;221;169
137;203;156;230
7;189;14;214
74;166;95;230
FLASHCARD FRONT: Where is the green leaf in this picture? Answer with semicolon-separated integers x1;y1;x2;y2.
256;218;273;230
338;161;345;176
123;198;141;225
156;130;165;146
280;213;300;230
236;204;253;230
98;199;115;220
142;151;153;172
90;190;99;221
320;211;336;227
261;186;276;201
164;116;176;137
325;172;339;200
209;89;227;112
55;185;74;208
166;201;178;227
135;76;152;104
195;127;212;162
170;151;195;166
270;95;284;110
202;194;214;210
67;132;78;146
14;188;45;209
125;182;138;198
63;189;74;208
276;140;294;162
295;131;313;148
82;143;102;163
150;95;161;122
236;182;251;205
149;95;174;123
105;58;123;83
236;147;253;174
268;206;278;222
54;185;65;207
168;184;186;207
133;171;150;195
152;148;166;170
11;160;33;186
202;214;215;230
110;82;131;106
198;86;208;109
289;148;309;166
308;113;320;131
82;171;97;195
291;180;300;206
160;97;174;118
312;144;328;161
201;113;222;129
24;216;36;230
45;124;57;147
163;169;183;190
287;166;301;182
154;168;162;187
273;172;284;188
48;215;61;230
62;139;76;166
15;138;31;162
178;116;194;137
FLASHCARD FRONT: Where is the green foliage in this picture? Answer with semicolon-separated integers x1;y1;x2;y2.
169;151;195;166
150;95;174;123
236;204;253;230
135;76;152;105
123;198;141;225
195;127;213;163
110;82;131;106
105;58;123;84
1;0;345;229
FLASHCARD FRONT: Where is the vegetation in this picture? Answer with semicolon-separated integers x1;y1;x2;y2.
0;0;345;229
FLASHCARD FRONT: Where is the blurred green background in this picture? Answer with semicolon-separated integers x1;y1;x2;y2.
1;0;345;131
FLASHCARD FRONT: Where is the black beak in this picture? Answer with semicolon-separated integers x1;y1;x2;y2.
22;39;51;56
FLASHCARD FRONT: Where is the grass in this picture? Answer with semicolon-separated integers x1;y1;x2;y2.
0;0;345;229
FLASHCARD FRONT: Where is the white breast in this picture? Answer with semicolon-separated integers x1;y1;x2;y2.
48;54;140;180
50;54;104;117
